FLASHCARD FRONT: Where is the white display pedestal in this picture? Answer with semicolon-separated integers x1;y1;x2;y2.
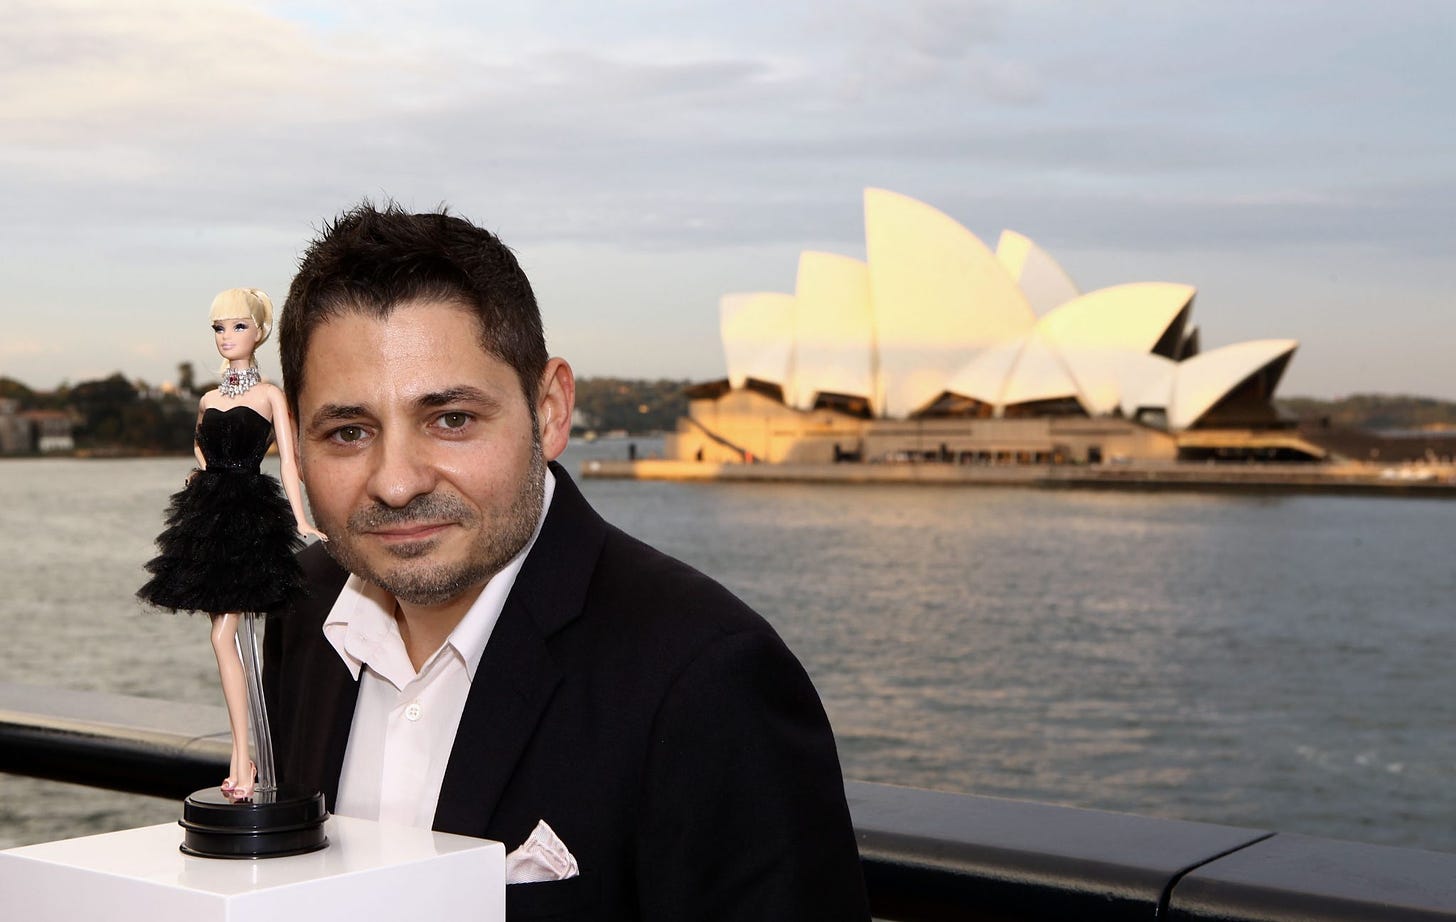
0;815;504;921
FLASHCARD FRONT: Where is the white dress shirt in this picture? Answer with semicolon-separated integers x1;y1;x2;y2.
324;470;555;828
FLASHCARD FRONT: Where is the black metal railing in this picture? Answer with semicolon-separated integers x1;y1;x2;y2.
3;682;1454;920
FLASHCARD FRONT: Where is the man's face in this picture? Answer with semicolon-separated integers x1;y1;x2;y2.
295;300;546;608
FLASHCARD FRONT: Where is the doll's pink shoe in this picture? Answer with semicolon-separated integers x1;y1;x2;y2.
221;761;257;801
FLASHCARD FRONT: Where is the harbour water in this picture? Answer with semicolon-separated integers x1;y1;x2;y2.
2;439;1454;853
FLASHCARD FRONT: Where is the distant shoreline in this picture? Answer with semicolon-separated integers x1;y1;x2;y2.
0;450;192;462
0;432;669;462
582;458;1456;498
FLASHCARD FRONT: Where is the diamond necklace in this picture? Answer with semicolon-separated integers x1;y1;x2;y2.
219;366;261;398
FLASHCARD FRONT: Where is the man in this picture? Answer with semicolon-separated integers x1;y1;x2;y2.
263;203;869;921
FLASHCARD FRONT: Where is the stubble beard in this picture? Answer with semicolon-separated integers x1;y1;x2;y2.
318;441;546;607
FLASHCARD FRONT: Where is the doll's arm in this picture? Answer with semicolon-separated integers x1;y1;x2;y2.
210;612;254;798
268;386;327;542
192;399;208;470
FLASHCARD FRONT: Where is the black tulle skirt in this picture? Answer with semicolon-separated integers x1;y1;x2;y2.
137;469;304;614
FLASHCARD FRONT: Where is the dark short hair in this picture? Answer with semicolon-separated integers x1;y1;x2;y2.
279;201;547;416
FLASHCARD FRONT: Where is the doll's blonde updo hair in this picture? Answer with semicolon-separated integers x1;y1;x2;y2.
209;288;274;372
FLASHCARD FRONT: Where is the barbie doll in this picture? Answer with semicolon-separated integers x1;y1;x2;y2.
138;288;326;800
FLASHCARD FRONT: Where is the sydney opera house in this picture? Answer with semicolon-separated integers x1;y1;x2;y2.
667;189;1323;466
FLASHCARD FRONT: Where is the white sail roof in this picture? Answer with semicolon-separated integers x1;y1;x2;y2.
864;188;1036;417
1118;353;1178;418
1167;339;1298;430
720;292;795;391
787;252;875;411
999;332;1082;408
943;329;1088;413
1037;282;1195;352
995;230;1080;315
1031;282;1194;415
943;339;1025;406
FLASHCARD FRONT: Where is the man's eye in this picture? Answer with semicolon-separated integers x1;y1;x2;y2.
331;426;366;443
438;413;471;429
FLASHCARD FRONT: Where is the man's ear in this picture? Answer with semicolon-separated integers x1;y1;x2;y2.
537;357;575;462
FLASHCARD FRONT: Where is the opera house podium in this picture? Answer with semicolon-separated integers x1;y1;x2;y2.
0;815;504;921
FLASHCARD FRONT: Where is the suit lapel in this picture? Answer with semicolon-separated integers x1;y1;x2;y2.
432;592;562;836
300;648;358;811
275;547;359;809
432;463;606;836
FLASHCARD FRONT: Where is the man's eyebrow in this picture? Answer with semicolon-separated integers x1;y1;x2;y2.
306;404;369;429
416;386;502;411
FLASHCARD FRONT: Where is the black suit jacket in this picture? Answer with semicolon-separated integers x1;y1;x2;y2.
264;463;869;921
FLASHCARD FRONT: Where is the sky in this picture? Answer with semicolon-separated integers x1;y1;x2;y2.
2;0;1452;399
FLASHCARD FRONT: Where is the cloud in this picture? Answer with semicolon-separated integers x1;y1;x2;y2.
1;0;331;143
5;0;1440;255
0;1;1452;395
0;2;819;238
805;0;1039;103
0;337;50;357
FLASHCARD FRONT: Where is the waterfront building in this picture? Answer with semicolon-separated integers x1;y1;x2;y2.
24;410;76;454
0;400;77;455
670;189;1319;465
0;399;31;454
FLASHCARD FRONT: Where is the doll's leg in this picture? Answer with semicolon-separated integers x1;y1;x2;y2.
210;612;255;799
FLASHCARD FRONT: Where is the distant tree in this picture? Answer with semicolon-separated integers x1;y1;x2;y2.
1278;394;1456;431
156;387;202;452
121;399;168;449
0;376;35;405
573;378;690;433
32;382;70;411
69;373;140;448
177;361;196;394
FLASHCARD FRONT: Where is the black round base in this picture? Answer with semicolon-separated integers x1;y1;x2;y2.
179;784;329;859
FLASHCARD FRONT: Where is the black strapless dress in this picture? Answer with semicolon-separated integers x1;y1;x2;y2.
138;405;304;614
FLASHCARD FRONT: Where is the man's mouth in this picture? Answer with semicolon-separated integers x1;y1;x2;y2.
366;522;452;543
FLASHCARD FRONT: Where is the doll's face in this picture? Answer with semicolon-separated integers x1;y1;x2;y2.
213;317;264;364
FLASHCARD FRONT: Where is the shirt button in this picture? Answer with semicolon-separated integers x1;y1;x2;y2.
404;702;424;722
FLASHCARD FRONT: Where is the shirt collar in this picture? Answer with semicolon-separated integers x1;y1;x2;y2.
323;467;556;684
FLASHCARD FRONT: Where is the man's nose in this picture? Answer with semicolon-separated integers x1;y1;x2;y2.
364;428;436;508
